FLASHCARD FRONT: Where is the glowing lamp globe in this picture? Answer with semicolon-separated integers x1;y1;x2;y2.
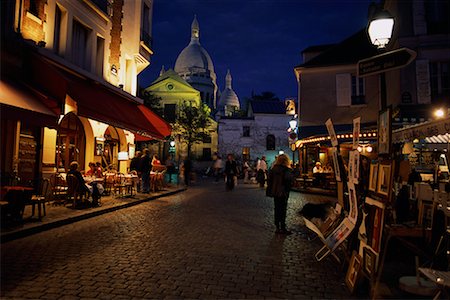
368;10;394;49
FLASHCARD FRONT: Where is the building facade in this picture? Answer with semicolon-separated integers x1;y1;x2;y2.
1;0;170;185
143;69;218;161
174;15;218;111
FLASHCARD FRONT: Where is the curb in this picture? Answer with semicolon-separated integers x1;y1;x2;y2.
1;188;186;243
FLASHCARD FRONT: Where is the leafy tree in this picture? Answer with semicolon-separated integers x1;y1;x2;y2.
249;91;280;102
172;101;212;159
140;89;163;116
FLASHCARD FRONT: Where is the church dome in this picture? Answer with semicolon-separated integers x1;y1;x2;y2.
174;15;215;74
219;70;240;109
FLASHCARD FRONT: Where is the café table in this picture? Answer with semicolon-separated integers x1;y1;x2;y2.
1;186;34;224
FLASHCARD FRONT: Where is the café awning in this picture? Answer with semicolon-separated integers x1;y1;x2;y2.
392;116;450;143
0;79;59;128
26;52;171;140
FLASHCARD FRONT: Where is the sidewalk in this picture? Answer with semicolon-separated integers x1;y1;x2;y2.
1;184;186;243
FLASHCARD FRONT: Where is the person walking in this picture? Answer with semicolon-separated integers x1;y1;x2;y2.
266;154;293;235
243;159;250;183
165;155;176;183
213;155;223;183
257;156;268;188
140;149;151;193
224;154;238;191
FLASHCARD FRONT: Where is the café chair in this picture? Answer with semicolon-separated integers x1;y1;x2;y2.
113;173;127;197
30;178;50;220
50;173;68;205
66;174;87;207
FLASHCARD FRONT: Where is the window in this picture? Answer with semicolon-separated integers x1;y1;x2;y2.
28;0;39;16
96;36;105;77
202;148;212;160
141;3;152;48
336;73;351;106
243;126;250;137
425;0;450;34
72;20;90;70
202;134;212;144
164;104;177;123
430;61;450;101
53;5;62;54
351;75;365;105
266;134;275;150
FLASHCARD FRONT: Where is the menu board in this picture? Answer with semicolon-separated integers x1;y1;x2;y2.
18;134;37;183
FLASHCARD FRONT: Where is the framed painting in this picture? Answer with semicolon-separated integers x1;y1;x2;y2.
363;246;378;278
377;162;392;198
369;163;378;192
332;147;341;182
378;108;392;155
365;197;385;253
345;251;362;293
352;117;361;150
418;200;434;229
352;150;360;184
348;151;354;183
326;118;338;147
347;182;358;225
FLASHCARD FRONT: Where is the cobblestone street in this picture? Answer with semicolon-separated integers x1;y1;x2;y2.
1;180;351;299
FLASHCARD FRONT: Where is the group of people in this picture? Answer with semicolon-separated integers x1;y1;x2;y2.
68;161;103;207
129;149;166;193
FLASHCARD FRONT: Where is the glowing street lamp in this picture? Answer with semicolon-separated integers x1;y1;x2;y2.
368;9;394;49
434;108;445;119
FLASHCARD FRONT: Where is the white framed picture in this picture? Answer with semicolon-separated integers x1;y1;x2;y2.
326;118;338;147
353;117;361;150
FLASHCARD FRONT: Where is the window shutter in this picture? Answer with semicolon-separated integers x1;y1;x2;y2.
415;60;431;104
336;73;351;106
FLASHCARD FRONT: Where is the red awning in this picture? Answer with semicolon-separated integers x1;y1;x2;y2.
134;133;154;142
26;52;171;140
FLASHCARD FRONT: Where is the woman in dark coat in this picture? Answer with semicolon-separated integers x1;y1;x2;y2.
266;154;293;235
224;154;238;190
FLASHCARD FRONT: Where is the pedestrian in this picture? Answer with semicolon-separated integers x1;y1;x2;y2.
213;155;223;182
224;154;238;190
266;154;293;235
256;156;268;188
243;159;250;183
183;157;192;186
140;148;151;193
165;155;176;183
130;151;142;192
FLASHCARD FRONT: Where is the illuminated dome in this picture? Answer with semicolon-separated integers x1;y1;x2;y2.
174;15;218;110
219;70;240;109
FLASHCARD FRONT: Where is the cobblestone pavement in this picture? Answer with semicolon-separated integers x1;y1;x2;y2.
1;180;352;299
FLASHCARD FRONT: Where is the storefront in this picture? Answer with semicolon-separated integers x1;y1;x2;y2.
1;46;171;187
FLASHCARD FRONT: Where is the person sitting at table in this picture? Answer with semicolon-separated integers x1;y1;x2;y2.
68;161;91;196
151;155;161;167
95;162;104;177
85;162;97;177
313;162;323;174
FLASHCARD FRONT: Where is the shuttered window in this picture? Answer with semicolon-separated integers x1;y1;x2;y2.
336;73;351;107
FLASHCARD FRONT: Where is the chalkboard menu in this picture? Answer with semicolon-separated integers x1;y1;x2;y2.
18;134;37;183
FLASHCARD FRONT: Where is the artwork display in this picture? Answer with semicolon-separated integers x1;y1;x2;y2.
332;147;341;182
345;251;362;293
378;108;391;155
418;200;434;229
352;150;360;184
377;162;392;198
326;118;338;147
364;197;385;253
348;182;358;224
348;151;355;183
325;218;354;251
369;163;378;192
363;246;378;278
353;117;361;150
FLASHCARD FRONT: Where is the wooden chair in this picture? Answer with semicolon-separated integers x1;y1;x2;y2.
154;170;166;192
66;174;87;207
50;173;68;204
30;178;50;219
113;173;127;197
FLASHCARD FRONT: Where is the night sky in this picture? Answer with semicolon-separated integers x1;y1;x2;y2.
138;0;373;102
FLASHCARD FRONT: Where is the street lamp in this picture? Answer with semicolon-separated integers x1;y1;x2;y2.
367;6;394;111
368;9;394;49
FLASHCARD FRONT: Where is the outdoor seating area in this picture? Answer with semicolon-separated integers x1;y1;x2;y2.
0;168;173;229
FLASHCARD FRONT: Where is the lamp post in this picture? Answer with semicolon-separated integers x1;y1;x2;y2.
288;116;298;163
367;6;394;111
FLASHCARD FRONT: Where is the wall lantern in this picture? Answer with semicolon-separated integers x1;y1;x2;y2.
368;8;394;49
434;108;445;119
170;140;176;147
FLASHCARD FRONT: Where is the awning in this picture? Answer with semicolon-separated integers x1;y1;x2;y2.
0;79;59;128
392;117;450;143
26;52;170;140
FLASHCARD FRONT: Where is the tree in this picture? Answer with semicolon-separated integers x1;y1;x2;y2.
140;89;163;116
249;91;280;102
173;101;212;159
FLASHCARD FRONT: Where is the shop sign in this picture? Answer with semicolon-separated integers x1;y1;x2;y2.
392;117;450;142
357;48;416;77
